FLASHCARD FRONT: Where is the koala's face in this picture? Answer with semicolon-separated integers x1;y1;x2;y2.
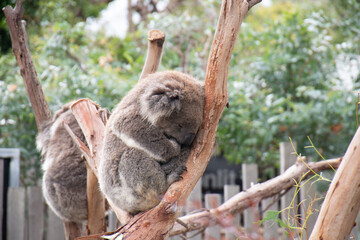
157;101;203;146
140;71;205;147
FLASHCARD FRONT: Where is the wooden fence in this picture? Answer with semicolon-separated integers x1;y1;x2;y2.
3;143;360;240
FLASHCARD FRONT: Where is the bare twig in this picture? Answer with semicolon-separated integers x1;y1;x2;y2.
139;29;165;80
3;0;51;130
63;121;91;161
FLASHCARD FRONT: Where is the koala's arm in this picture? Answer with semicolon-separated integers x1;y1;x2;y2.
113;115;181;162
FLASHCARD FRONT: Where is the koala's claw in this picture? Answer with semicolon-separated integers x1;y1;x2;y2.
166;165;187;185
176;165;187;175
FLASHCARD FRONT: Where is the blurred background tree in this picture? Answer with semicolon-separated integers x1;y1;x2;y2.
0;0;359;185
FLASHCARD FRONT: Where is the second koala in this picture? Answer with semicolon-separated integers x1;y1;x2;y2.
99;71;205;214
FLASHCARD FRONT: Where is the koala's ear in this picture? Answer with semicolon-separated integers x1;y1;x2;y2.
140;83;182;124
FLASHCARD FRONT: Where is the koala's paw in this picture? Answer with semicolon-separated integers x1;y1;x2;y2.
167;165;187;185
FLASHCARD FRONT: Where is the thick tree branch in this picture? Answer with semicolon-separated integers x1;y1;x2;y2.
139;29;165;80
108;0;261;239
170;157;341;236
3;0;51;130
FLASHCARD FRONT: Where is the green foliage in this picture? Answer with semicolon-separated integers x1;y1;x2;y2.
0;0;111;54
217;5;359;178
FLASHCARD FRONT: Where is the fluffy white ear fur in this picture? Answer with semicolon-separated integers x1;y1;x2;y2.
140;82;182;124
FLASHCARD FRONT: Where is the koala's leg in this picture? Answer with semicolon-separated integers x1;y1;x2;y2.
108;149;169;214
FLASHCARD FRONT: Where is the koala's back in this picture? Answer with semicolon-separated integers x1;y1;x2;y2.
37;103;88;223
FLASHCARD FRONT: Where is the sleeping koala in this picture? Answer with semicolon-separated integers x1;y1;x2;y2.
99;71;205;214
37;103;89;224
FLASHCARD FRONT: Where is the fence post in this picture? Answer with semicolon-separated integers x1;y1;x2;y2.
242;163;259;234
280;141;298;238
0;148;21;187
204;194;221;240
7;187;26;240
46;207;66;240
262;197;279;240
299;175;318;240
182;178;203;240
224;184;240;240
27;186;44;240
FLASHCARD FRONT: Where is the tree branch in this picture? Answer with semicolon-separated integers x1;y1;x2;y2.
106;0;261;239
170;157;341;237
139;29;165;80
310;127;360;239
3;0;51;130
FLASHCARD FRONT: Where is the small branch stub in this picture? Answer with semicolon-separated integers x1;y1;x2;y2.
139;29;165;80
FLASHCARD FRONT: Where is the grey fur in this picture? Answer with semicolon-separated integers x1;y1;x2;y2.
37;102;88;223
99;71;205;214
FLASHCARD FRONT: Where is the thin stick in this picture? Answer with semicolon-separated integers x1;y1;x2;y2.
139;29;165;80
3;0;51;130
63;121;92;162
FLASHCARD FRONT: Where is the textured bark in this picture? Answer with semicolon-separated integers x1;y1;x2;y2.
310;127;360;240
3;0;51;130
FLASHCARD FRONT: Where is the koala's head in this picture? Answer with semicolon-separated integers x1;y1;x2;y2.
140;71;205;146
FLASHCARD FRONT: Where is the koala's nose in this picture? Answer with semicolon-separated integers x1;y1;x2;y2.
182;133;196;146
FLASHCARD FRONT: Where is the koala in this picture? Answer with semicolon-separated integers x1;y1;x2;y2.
36;103;92;224
99;71;205;215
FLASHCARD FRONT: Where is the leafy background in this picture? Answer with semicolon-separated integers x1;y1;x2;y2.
0;0;359;185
